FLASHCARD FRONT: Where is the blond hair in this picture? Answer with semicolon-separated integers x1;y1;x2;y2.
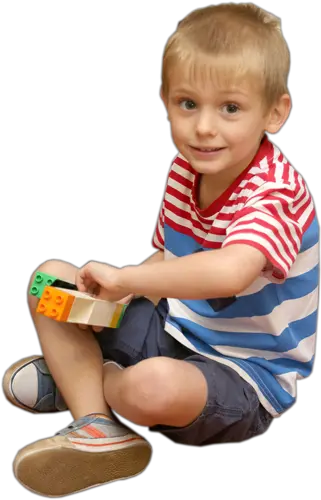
161;3;290;109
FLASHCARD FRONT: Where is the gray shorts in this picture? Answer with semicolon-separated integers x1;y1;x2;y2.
94;297;272;446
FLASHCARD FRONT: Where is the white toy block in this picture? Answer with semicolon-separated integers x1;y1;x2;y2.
36;286;127;328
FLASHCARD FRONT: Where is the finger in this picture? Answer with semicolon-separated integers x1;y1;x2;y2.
76;265;91;292
88;284;101;297
118;293;134;304
92;326;104;333
75;272;87;292
78;324;88;330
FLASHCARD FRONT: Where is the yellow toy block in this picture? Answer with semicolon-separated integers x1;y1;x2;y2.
36;287;127;328
109;303;125;328
37;287;75;322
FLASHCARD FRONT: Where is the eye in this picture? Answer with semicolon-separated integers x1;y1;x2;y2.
179;99;196;110
222;103;240;114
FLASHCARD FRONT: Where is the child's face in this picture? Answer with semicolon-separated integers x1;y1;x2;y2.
163;62;279;178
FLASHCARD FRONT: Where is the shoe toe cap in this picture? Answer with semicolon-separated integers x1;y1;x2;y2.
11;363;38;408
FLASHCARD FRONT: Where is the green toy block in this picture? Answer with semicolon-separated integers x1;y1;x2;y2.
116;304;128;328
29;271;58;299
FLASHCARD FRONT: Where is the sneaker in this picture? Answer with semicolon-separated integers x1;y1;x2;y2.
3;356;123;414
13;413;152;496
2;356;67;413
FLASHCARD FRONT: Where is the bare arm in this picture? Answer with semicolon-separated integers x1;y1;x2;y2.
138;250;164;304
119;245;267;299
141;250;164;265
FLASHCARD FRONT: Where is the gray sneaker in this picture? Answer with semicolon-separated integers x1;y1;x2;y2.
2;355;67;412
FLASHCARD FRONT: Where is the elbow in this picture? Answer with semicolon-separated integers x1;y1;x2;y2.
213;245;266;297
223;268;255;296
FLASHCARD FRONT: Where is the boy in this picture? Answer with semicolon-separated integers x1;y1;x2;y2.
3;2;318;497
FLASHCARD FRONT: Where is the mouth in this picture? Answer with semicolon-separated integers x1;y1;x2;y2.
190;146;225;152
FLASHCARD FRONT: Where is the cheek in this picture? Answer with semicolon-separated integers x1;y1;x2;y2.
170;119;189;141
224;118;263;144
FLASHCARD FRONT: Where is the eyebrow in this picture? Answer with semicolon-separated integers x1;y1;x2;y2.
219;89;249;97
171;88;249;97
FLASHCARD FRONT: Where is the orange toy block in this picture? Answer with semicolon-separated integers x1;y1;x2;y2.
37;286;75;322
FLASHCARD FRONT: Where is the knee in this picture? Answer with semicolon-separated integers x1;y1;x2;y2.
27;259;69;311
120;358;177;426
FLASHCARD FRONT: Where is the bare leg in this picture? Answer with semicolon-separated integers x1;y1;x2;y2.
29;261;206;427
103;357;208;427
29;260;110;419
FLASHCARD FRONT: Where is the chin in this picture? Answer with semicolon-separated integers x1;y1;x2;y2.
192;167;223;176
190;161;225;175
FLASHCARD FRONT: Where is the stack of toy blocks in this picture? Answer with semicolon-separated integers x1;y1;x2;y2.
29;271;127;328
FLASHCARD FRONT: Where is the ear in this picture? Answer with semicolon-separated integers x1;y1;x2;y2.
265;94;291;134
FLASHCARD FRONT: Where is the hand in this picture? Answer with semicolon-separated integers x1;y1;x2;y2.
75;261;133;333
76;261;130;303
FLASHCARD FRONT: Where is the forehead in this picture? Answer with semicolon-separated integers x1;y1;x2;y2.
167;53;262;97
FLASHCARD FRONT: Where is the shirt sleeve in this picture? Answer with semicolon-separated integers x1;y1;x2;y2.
222;182;313;281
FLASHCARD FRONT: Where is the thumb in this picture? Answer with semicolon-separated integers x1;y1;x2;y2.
118;293;134;304
92;325;104;333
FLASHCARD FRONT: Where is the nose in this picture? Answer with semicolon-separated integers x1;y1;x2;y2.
195;109;218;137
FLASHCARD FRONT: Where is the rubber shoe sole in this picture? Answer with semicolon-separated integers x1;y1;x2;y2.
14;434;152;496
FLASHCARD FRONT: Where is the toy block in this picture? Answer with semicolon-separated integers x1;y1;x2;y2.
36;286;75;322
29;272;58;299
36;287;127;328
51;279;78;292
66;292;127;327
110;303;127;328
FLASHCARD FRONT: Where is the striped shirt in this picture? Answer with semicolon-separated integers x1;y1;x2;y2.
153;136;319;417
